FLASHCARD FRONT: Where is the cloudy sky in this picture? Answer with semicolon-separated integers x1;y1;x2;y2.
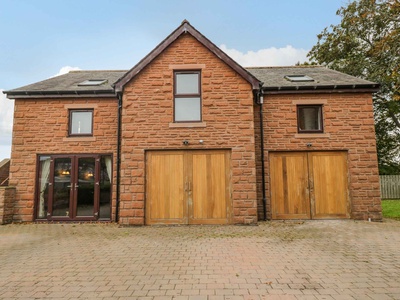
0;0;345;159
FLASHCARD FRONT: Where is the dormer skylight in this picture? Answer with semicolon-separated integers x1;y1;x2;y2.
78;79;107;86
284;75;314;82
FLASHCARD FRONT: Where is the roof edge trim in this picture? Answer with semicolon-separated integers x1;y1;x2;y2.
262;83;380;93
4;89;116;99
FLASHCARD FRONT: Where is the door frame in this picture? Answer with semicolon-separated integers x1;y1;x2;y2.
35;153;113;222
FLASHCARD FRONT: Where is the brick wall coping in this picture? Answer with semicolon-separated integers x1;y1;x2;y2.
0;159;10;168
0;186;16;190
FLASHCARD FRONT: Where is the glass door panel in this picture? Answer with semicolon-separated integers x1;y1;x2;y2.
76;157;96;217
52;157;72;217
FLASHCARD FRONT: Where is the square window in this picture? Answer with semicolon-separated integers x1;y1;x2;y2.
174;71;201;122
69;110;93;136
297;105;323;133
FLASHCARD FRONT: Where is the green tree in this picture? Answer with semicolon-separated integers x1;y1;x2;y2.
308;0;400;174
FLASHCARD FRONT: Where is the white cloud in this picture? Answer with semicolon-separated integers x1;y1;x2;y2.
0;90;13;135
52;66;81;77
219;44;309;67
0;89;14;159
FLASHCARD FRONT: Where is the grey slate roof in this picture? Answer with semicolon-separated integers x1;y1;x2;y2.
246;66;379;92
4;70;127;97
4;66;378;98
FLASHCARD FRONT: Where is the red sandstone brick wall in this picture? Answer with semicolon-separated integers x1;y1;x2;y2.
0;187;15;224
254;93;382;221
120;34;257;225
9;98;118;222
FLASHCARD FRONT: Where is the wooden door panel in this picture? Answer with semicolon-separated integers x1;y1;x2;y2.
190;152;229;224
270;151;349;220
309;152;349;219
146;152;186;224
270;152;310;219
146;150;231;225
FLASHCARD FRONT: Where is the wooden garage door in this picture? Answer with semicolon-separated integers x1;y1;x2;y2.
146;150;231;225
270;151;349;220
269;152;310;219
146;151;186;224
309;152;349;219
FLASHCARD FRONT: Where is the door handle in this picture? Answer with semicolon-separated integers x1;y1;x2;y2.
188;181;191;192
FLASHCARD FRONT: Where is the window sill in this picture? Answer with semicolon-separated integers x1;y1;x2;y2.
292;99;327;105
63;137;96;142
169;122;207;128
294;133;330;138
169;64;206;70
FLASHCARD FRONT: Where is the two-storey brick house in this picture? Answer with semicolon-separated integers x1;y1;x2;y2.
3;21;382;225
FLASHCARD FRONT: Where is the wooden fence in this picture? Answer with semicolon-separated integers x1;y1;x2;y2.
380;175;400;199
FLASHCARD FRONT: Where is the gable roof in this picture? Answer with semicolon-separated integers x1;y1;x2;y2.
4;70;126;99
246;66;379;94
3;21;380;99
113;20;261;92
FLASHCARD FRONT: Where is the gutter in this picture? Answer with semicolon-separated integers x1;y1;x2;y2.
3;89;116;99
262;83;380;94
116;92;122;223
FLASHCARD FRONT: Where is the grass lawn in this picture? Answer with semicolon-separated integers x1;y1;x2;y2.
381;200;400;220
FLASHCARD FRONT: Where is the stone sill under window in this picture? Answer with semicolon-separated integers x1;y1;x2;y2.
63;137;97;142
169;122;207;128
294;133;330;138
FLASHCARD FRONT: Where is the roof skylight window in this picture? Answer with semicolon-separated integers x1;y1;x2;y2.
78;79;107;86
284;75;314;82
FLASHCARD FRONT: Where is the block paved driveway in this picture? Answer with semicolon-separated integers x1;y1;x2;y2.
0;220;399;300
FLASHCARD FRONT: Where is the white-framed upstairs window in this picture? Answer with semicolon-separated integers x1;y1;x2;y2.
174;70;201;122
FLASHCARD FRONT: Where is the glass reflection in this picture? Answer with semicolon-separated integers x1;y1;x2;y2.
52;158;72;216
76;157;95;216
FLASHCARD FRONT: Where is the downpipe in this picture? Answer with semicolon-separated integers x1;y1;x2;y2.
257;83;267;221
